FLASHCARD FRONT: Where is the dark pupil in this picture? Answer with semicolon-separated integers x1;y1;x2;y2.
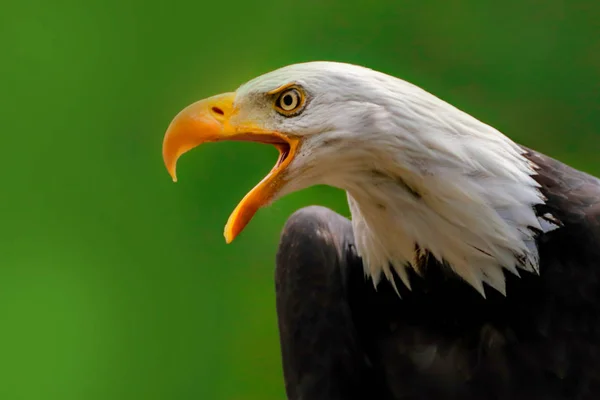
283;93;294;107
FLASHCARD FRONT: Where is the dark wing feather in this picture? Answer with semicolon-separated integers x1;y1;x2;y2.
523;147;600;228
275;206;391;400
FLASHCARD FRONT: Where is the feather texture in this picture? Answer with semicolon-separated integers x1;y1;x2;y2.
236;61;559;294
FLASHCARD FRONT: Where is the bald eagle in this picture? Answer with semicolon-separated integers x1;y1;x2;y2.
162;62;600;400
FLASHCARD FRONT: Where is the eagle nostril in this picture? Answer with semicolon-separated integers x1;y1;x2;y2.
211;106;224;116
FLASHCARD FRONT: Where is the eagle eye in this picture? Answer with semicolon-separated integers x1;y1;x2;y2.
274;87;305;116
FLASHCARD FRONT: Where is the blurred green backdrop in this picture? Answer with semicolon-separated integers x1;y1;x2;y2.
1;0;599;399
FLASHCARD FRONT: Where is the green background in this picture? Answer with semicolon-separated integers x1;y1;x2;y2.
1;0;598;399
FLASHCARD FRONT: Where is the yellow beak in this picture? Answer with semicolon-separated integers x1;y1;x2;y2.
162;92;299;243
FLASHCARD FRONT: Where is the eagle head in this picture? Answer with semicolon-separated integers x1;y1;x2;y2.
162;61;557;296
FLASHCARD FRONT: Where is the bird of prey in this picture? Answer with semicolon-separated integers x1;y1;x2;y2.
162;62;600;400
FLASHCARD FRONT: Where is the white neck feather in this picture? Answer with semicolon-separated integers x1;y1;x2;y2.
344;142;558;296
301;75;559;296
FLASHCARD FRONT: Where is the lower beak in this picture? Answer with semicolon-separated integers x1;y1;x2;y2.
162;92;299;243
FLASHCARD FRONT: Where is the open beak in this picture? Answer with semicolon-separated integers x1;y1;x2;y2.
162;92;299;243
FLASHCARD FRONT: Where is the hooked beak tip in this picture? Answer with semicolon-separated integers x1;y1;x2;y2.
161;94;232;184
162;134;181;183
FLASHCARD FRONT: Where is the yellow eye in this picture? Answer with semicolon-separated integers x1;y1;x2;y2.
274;87;304;115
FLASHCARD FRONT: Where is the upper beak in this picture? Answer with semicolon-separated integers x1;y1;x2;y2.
162;92;299;243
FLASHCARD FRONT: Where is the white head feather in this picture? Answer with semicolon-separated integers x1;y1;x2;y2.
234;61;557;296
